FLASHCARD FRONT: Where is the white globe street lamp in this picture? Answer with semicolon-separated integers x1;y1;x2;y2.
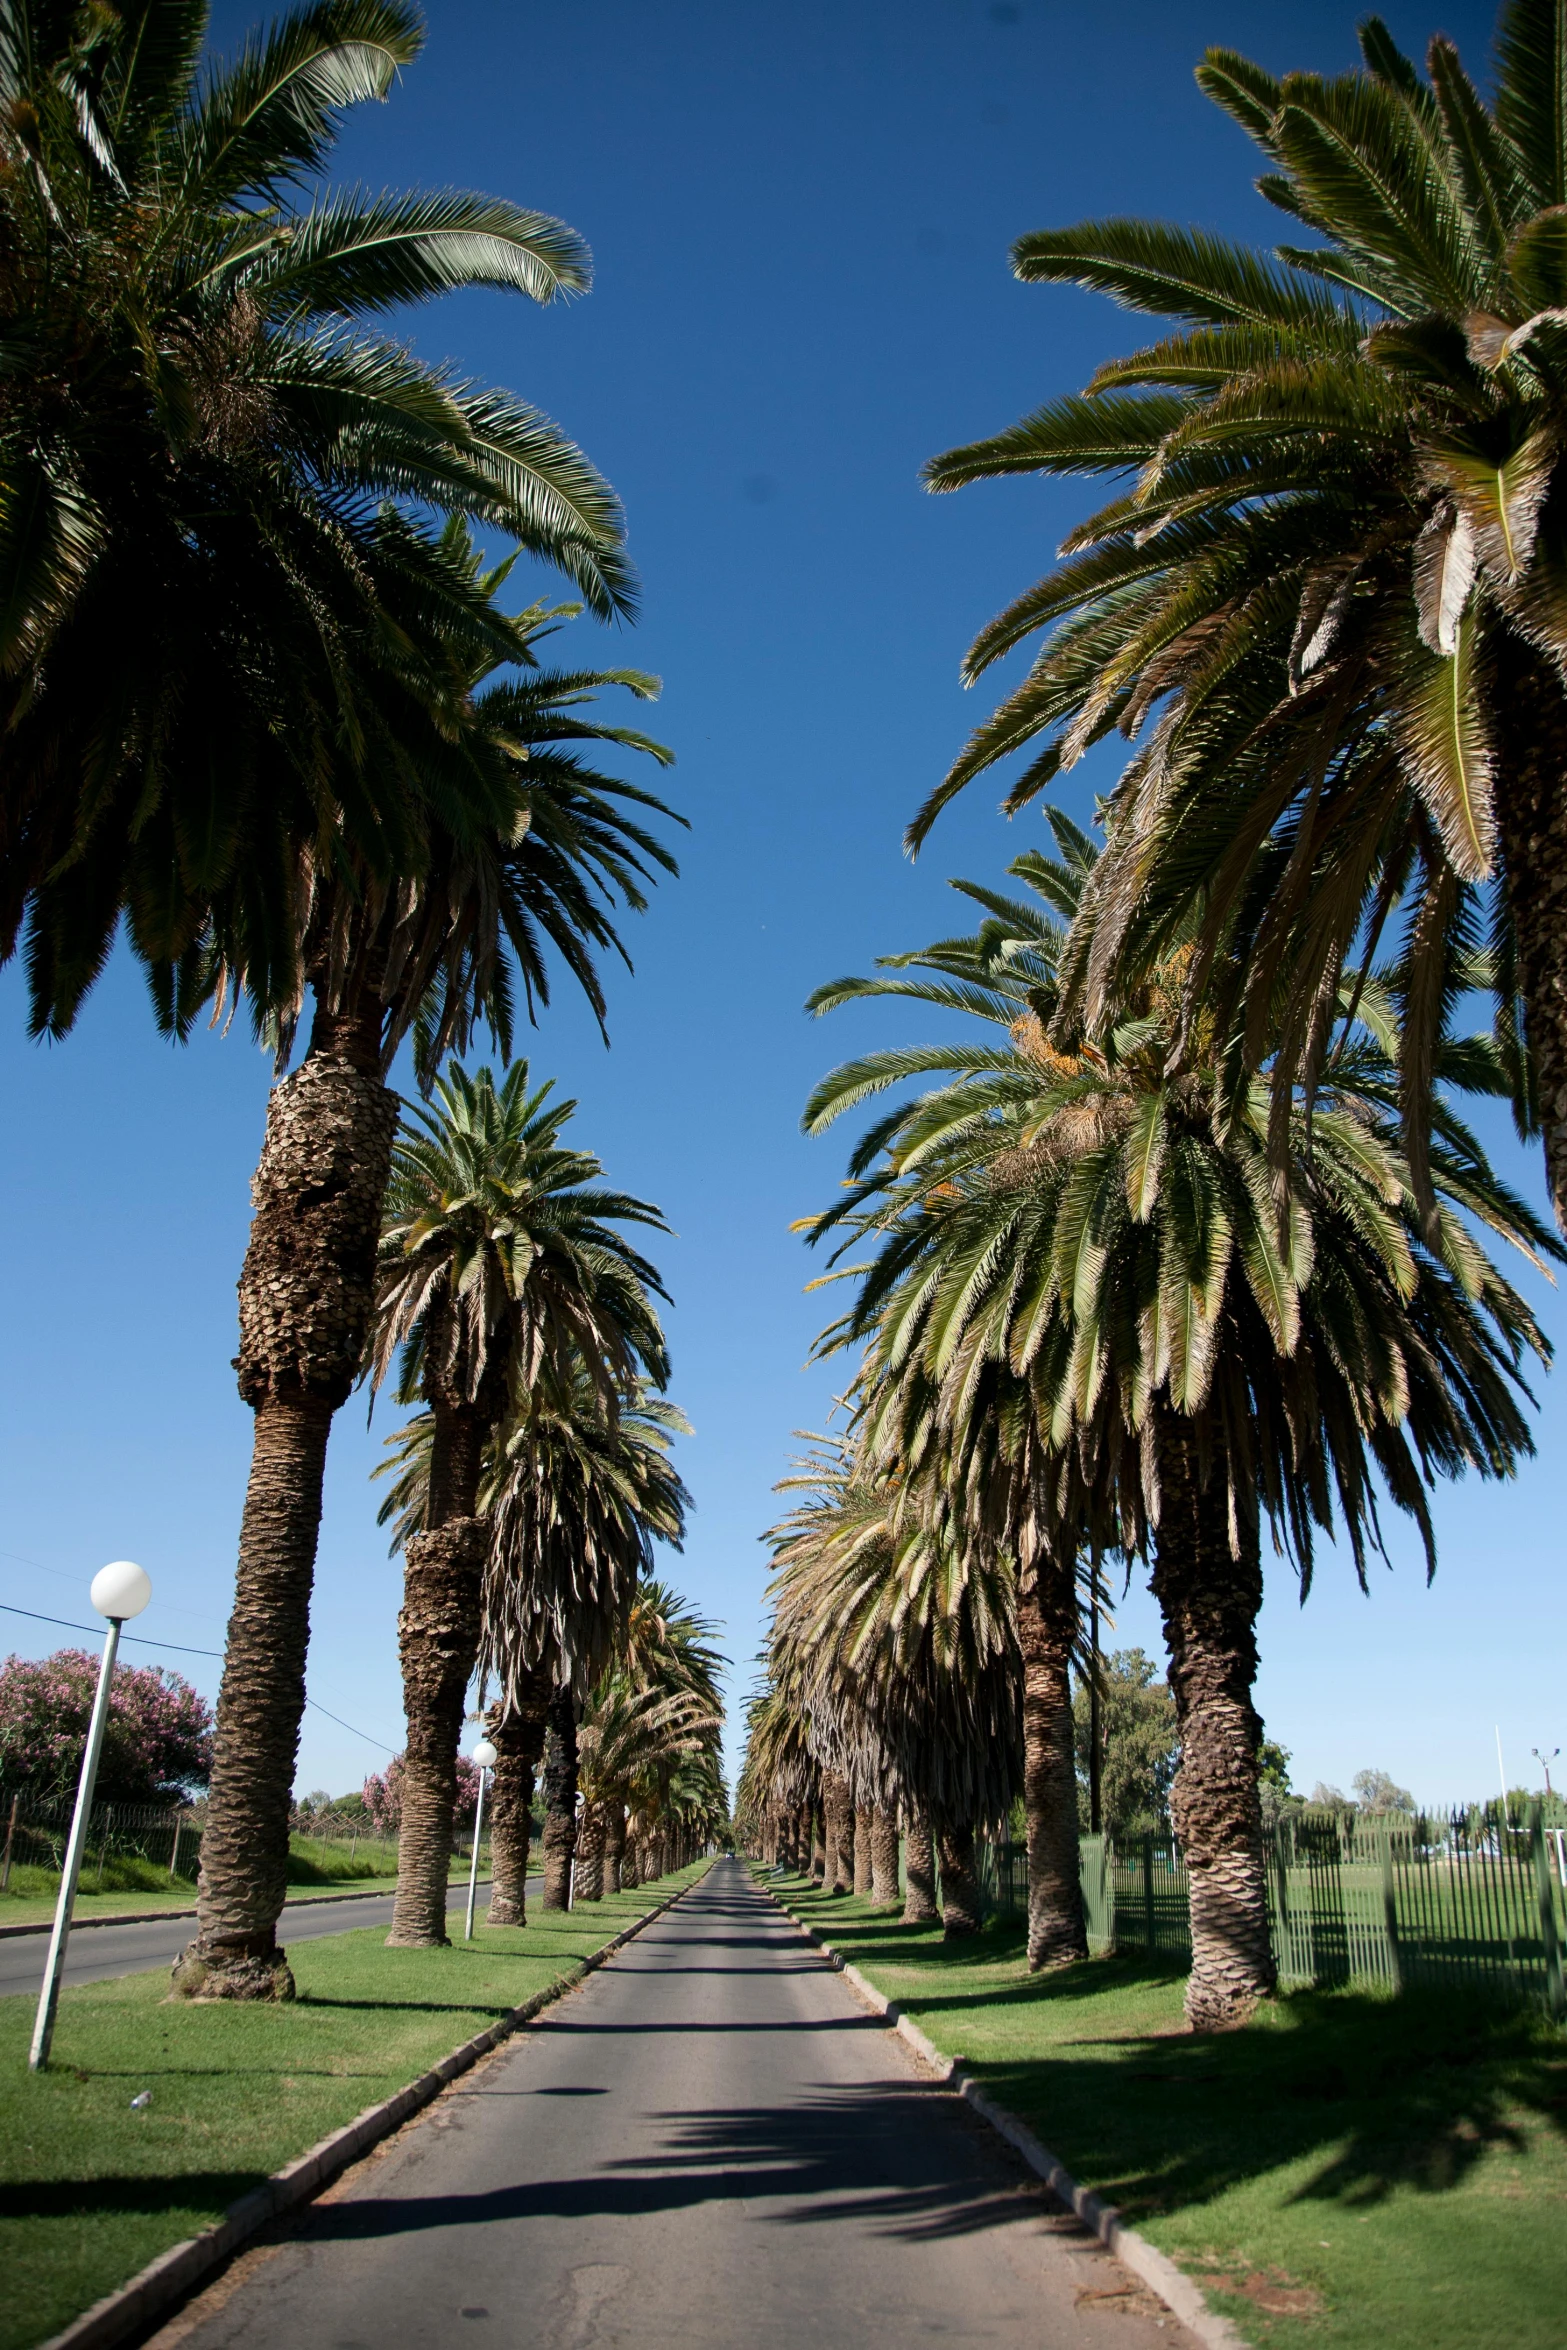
465;1738;499;1942
29;1565;152;2070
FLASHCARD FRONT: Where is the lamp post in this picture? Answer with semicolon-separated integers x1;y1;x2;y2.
465;1739;498;1941
29;1562;152;2070
1533;1747;1560;1799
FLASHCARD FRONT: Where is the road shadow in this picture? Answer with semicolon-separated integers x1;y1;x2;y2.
297;2082;1050;2247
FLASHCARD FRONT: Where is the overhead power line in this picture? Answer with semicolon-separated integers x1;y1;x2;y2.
0;1600;398;1754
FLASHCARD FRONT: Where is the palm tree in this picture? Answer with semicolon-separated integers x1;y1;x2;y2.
180;610;679;1995
1;2;632;1026
368;1066;672;1946
477;1380;690;1920
805;820;1557;2023
910;3;1567;1234
766;1437;1022;1939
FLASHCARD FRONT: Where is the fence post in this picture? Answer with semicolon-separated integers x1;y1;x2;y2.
1530;1799;1565;2022
1379;1829;1404;1996
0;1794;17;1893
1143;1836;1155;1950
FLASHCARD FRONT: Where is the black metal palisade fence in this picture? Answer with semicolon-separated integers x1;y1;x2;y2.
973;1803;1566;2019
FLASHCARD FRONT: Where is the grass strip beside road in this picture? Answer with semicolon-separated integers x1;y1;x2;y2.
1;1864;708;2350
769;1871;1567;2350
0;1838;406;1926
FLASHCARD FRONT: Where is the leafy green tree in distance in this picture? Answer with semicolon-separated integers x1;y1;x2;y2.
1073;1650;1177;1842
912;1;1567;1238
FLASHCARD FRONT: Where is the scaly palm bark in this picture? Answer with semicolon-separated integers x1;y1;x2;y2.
604;1803;628;1893
542;1684;580;1909
870;1808;901;1907
937;1822;982;1939
1018;1553;1088;1970
902;1805;938;1924
484;1683;550;1926
853;1804;875;1897
174;995;395;1997
1153;1429;1272;2027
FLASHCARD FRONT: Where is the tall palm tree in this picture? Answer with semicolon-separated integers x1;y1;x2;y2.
2;0;634;1038
368;1065;671;1946
180;608;679;1996
909;2;1567;1233
477;1378;690;1921
805;821;1558;2023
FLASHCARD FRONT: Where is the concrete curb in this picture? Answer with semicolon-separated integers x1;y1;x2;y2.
760;1877;1248;2350
36;1867;710;2350
0;1881;501;1942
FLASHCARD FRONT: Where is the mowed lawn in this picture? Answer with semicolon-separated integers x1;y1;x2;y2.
0;1865;708;2350
769;1873;1567;2350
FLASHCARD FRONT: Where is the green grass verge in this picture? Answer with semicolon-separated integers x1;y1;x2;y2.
0;1862;708;2350
767;1871;1567;2350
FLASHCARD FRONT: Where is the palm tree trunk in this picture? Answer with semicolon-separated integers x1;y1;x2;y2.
605;1802;627;1892
173;998;396;2001
937;1820;981;1939
389;1388;503;1948
1495;639;1567;1235
853;1803;875;1897
386;1518;487;1947
810;1796;826;1883
541;1684;579;1909
483;1687;548;1926
576;1799;608;1901
822;1772;850;1893
902;1801;939;1924
1018;1551;1088;1971
870;1807;900;1906
1152;1422;1274;2030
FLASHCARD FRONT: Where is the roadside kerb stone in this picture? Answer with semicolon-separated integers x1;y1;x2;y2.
758;1873;1246;2350
35;1868;711;2350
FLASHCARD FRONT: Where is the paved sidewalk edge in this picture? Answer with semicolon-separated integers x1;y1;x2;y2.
759;1875;1248;2350
0;1882;490;1941
36;1866;712;2350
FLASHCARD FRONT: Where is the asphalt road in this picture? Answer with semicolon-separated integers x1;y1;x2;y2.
153;1857;1192;2350
0;1879;524;2001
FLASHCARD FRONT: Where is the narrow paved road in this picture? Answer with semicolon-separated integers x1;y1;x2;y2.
155;1857;1192;2350
0;1880;521;2000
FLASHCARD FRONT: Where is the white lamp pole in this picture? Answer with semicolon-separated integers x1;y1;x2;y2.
465;1739;498;1942
29;1562;152;2071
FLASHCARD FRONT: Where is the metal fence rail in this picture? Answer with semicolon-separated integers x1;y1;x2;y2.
977;1799;1566;2017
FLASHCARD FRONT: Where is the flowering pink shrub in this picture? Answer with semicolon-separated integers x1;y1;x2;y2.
0;1649;213;1804
362;1751;480;1832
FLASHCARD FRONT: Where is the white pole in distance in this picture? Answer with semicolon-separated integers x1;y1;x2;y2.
29;1563;152;2070
465;1739;497;1942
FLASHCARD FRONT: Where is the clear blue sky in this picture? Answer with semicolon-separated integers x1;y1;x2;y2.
3;0;1559;1813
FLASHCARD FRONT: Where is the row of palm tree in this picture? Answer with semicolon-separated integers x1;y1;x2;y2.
353;1060;726;1949
0;0;716;1996
742;803;1557;2024
742;0;1567;2034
